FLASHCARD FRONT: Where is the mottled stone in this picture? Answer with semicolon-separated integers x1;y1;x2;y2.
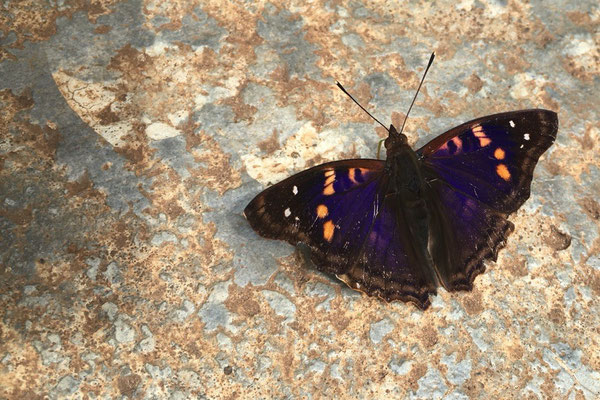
442;353;472;386
115;316;136;344
0;0;599;398
369;318;394;344
52;375;79;397
261;290;296;323
389;357;413;376
135;325;155;353
412;367;448;400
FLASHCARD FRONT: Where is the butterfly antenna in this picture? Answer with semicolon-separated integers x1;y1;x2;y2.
399;52;435;134
336;81;388;132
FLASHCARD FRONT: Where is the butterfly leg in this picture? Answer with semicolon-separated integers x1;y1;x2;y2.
376;139;386;159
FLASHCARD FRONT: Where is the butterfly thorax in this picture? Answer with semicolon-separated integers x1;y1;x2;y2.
385;146;424;198
384;139;440;288
383;124;427;200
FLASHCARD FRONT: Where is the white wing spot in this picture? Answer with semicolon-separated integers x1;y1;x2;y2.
294;216;299;221
284;208;291;217
520;144;524;148
509;120;515;128
292;185;298;195
524;133;530;141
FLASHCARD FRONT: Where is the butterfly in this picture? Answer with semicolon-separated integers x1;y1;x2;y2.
244;56;558;310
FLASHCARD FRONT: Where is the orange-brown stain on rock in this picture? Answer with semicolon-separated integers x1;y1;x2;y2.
0;204;33;227
419;324;439;348
579;197;600;220
220;80;259;123
544;225;572;251
587;269;600;297
257;129;280;154
93;24;111;34
97;103;120;125
65;171;94;196
506;254;529;278
108;44;150;76
464;73;484;94
117;374;142;397
188;134;242;195
225;283;261;317
497;48;532;75
461;289;484;315
407;363;427;391
548;304;566;325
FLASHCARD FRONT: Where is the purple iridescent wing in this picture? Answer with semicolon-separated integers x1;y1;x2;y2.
418;110;558;290
244;160;386;276
244;159;436;308
336;194;438;309
418;110;558;213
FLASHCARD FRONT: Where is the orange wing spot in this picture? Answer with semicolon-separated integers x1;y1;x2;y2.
472;125;491;147
316;204;328;218
323;171;335;195
349;168;358;184
496;163;511;181
323;220;335;242
494;148;506;160
349;168;370;183
324;173;335;187
451;136;463;150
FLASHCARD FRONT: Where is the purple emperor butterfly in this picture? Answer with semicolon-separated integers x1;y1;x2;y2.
244;54;558;309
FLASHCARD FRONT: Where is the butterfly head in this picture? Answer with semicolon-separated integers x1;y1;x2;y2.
384;124;409;153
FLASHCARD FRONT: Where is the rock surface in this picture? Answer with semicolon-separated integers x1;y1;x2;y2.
1;1;599;398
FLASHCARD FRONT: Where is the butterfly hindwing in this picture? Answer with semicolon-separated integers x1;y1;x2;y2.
425;178;515;291
336;193;438;309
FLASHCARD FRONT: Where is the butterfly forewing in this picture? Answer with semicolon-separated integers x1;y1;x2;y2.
418;110;558;213
244;159;386;275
